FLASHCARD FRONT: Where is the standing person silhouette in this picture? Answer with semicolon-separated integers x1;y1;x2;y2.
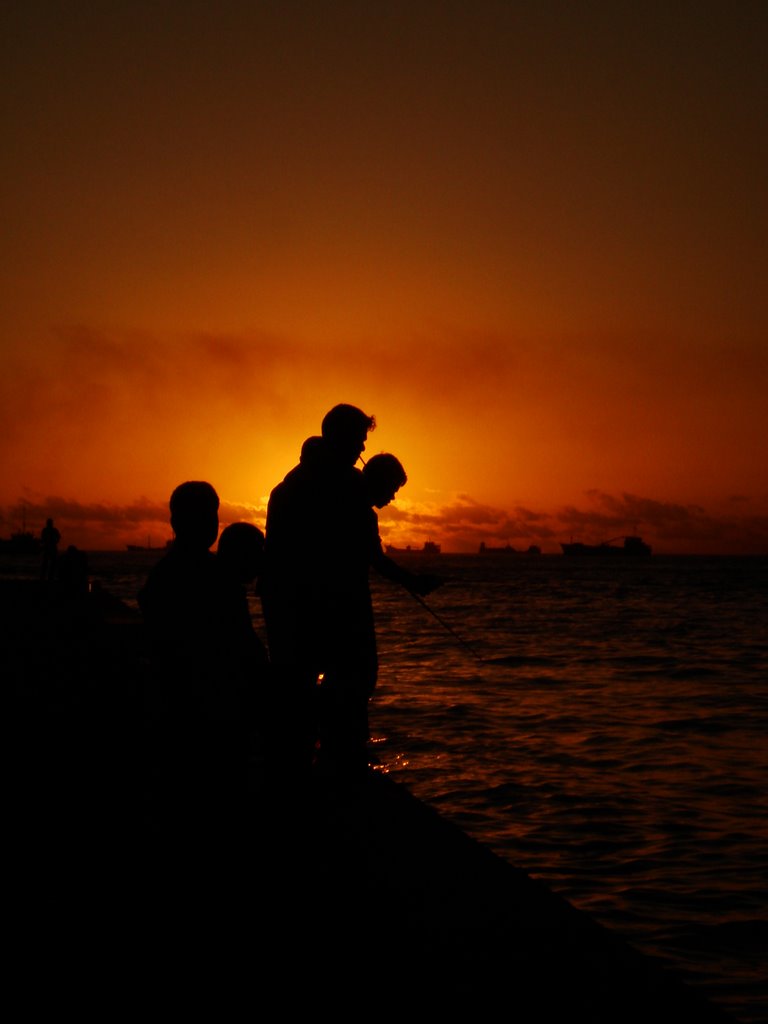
138;482;258;834
260;404;374;788
316;453;443;778
40;517;60;582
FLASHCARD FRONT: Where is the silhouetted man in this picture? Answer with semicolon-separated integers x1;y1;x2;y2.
40;517;60;582
260;404;374;785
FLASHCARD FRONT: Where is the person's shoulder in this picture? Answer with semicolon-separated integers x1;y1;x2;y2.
139;551;176;592
273;460;307;489
146;547;214;581
268;472;299;510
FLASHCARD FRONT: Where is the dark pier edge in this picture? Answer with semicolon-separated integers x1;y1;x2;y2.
5;580;737;1020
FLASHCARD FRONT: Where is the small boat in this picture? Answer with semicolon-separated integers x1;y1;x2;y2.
561;535;652;557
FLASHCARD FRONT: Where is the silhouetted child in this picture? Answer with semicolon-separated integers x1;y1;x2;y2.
216;521;269;669
216;522;271;767
217;520;265;587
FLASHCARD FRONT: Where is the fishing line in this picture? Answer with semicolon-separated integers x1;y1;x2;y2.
407;589;487;663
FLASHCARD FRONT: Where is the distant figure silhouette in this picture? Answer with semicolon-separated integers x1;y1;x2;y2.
40;517;61;581
138;482;259;828
260;404;375;784
316;453;443;777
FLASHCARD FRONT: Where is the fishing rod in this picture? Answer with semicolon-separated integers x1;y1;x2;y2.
407;589;487;663
358;450;489;662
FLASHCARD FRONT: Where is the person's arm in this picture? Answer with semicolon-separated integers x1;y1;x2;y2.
369;522;443;595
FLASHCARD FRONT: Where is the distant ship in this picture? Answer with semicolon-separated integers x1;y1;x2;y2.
0;504;42;555
386;540;441;555
0;530;41;555
561;535;652;557
478;542;541;555
126;538;172;552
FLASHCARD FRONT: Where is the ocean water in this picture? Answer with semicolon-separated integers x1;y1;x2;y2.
4;550;767;1022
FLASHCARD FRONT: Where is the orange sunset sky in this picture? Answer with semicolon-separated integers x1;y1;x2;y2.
1;2;766;555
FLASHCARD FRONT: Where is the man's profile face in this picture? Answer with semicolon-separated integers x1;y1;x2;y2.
353;430;367;462
340;429;367;466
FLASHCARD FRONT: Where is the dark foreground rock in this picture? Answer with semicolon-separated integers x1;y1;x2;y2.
5;580;735;1020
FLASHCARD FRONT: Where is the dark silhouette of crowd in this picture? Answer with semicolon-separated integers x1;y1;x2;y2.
136;404;443;826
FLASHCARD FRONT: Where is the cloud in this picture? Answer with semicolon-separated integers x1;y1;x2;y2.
560;490;768;551
2;494;166;528
378;489;768;555
2;484;766;557
1;322;523;422
1;494;167;547
378;493;558;551
0;489;269;549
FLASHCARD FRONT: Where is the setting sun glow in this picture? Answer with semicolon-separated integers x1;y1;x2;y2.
1;5;766;555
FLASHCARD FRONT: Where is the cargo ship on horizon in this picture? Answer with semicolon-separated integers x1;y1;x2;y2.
385;540;441;555
561;535;652;556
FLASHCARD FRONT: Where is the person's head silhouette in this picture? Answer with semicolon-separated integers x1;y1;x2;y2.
169;481;220;551
363;454;408;509
321;404;375;467
217;522;265;584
